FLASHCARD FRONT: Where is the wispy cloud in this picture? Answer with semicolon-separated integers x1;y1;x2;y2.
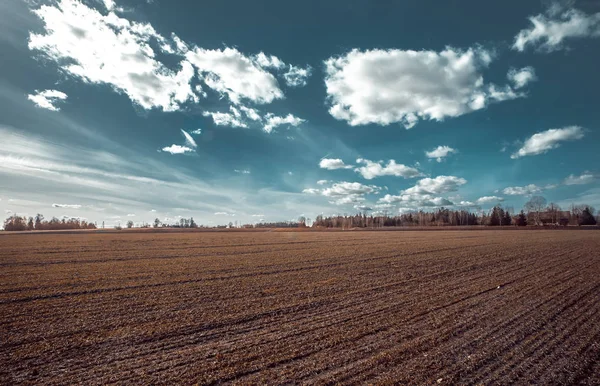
511;126;585;158
181;129;197;148
27;89;67;111
52;203;81;209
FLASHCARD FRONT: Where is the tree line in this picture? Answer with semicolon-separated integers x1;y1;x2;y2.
3;196;597;231
3;214;97;231
312;197;597;229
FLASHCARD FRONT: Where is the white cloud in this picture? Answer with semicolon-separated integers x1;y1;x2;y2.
507;67;537;89
513;7;600;52
127;213;135;217
263;113;305;133
239;106;262;121
202;106;249;128
319;158;353;170
161;144;194;154
330;195;366;206
52;203;81;208
317;179;329;185
425;146;457;162
324;47;524;128
322;181;380;197
302;188;320;194
458;201;478;207
252;52;285;70
511;126;584;158
202;107;301;133
27;0;311;116
403;175;467;195
102;0;117;10
303;181;381;206
476;196;505;204
283;65;312;87
502;184;542;196
378;193;454;207
214;212;235;216
190;128;202;135
354;158;422;179
27;89;67;111
354;205;373;211
29;0;198;111
564;172;598;185
234;169;250;174
180;129;197;148
186;47;284;105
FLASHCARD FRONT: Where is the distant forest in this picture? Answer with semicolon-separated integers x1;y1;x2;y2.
2;196;598;231
3;214;97;232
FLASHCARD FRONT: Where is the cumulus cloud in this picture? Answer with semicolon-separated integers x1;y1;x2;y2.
513;6;600;52
202;106;249;128
239;106;262;121
425;146;457;162
376;175;465;208
564;172;598;185
202;106;303;133
324;47;525;128
181;129;197;148
403;176;467;195
354;158;422;179
27;89;67;111
507;67;537;89
190;128;202;135
354;205;373;211
319;158;353;170
27;0;309;115
511;126;584;158
503;184;542;196
476;196;505;204
322;182;380;197
317;180;329;185
186;47;284;105
161;144;194;154
303;181;381;206
29;0;198;111
263;113;305;133
378;194;453;207
283;65;312;87
251;52;285;70
52;203;81;208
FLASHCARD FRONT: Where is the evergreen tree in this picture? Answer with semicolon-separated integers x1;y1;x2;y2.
579;207;597;225
516;210;527;226
503;211;512;226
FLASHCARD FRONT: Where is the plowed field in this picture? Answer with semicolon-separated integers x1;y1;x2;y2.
1;230;599;384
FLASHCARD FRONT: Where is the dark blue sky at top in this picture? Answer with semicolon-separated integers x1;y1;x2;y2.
0;0;599;225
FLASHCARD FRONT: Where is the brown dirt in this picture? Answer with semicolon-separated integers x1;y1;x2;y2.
1;230;599;385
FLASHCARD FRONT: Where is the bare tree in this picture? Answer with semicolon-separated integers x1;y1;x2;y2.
546;202;561;224
525;196;546;225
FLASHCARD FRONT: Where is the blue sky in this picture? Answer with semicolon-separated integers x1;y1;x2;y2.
1;0;599;226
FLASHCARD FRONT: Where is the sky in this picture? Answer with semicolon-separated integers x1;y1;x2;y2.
1;0;599;227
